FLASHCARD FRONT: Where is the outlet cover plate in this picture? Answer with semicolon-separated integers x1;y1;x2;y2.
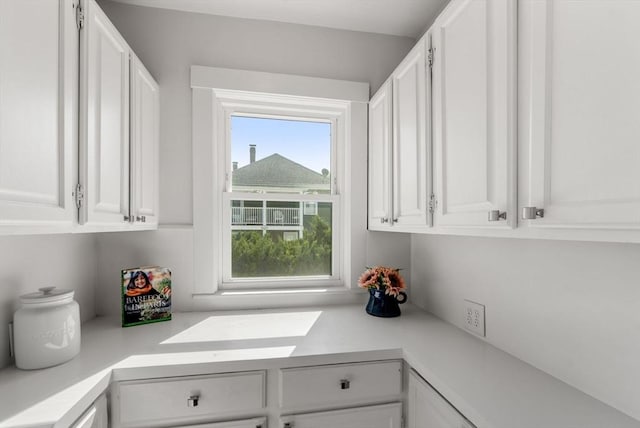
464;300;485;337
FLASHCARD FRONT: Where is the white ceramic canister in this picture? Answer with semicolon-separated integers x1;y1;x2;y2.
13;286;81;370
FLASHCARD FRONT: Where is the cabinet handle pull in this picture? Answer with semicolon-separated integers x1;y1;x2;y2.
283;423;293;428
392;218;398;223
380;217;389;223
521;207;544;220
488;210;507;221
187;395;199;407
135;215;146;222
340;379;350;389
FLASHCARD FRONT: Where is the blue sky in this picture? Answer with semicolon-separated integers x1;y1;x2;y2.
231;116;331;174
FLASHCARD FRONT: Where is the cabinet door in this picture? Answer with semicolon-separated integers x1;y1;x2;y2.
432;0;517;228
408;370;474;428
520;0;640;229
181;417;266;428
72;394;107;428
281;402;401;428
0;0;77;230
368;80;393;230
392;37;430;227
130;54;159;227
80;0;130;226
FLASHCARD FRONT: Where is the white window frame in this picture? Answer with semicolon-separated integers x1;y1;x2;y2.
222;106;340;288
191;66;369;304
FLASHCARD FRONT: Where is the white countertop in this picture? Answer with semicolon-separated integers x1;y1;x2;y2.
0;304;638;428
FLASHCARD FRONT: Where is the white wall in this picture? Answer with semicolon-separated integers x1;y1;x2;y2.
92;1;415;315
0;234;98;368
411;234;640;421
96;228;411;315
96;228;194;315
98;0;416;224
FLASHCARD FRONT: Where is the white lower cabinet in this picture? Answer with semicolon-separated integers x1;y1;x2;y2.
111;371;266;428
108;361;425;428
181;417;267;428
279;360;403;428
280;402;402;428
279;360;402;410
72;394;108;428
407;369;475;428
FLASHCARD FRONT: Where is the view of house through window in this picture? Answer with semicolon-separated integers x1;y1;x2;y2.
229;116;334;279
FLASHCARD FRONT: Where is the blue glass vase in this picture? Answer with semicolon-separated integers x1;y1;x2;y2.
365;288;407;318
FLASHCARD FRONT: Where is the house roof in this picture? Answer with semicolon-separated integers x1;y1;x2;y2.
232;153;329;190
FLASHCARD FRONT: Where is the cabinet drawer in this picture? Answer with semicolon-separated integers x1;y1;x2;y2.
279;360;402;409
281;402;402;428
181;417;267;428
114;371;266;427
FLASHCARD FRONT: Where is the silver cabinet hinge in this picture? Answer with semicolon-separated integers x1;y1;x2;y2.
74;183;85;209
428;193;437;214
76;3;84;30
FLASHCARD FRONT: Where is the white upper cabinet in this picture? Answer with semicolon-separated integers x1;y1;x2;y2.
432;0;517;229
519;0;640;231
368;80;393;229
392;36;430;227
130;54;160;227
368;36;430;231
0;0;77;231
0;0;158;235
80;0;130;227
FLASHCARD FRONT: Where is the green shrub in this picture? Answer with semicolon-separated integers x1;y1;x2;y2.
232;216;332;277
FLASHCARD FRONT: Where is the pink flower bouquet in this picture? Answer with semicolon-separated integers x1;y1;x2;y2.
357;266;406;298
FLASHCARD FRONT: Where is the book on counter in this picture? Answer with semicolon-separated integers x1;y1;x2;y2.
121;266;172;327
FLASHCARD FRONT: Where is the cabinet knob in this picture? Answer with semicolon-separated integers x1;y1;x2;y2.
521;207;544;220
187;395;200;407
340;378;350;389
488;210;507;221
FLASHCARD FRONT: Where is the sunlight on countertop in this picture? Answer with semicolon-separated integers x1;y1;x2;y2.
160;311;322;344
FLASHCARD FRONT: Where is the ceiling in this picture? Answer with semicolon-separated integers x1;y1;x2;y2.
108;0;449;39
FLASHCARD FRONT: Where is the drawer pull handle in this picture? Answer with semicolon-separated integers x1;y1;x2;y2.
187;395;200;407
283;423;293;428
340;379;350;390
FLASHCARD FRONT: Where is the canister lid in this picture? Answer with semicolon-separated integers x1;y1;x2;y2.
19;287;74;305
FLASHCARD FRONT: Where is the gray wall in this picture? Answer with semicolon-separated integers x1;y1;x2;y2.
411;234;640;421
98;0;416;224
0;234;98;368
90;1;415;316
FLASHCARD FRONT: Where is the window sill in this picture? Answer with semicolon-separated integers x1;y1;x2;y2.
191;286;366;311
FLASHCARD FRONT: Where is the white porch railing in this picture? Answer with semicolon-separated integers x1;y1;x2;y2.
232;206;301;226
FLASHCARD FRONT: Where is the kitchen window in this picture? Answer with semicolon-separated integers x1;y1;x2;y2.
225;115;338;284
191;66;369;300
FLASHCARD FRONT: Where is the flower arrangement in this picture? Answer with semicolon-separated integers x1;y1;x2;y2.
358;266;406;298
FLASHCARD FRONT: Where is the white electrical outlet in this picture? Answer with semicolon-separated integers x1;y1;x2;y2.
463;300;485;337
